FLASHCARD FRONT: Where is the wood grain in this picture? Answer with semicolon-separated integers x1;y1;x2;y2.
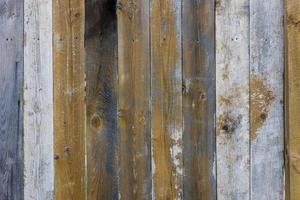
53;0;85;199
150;0;183;199
117;0;151;199
216;0;250;199
250;0;284;199
182;0;216;199
85;0;119;199
285;0;300;199
24;0;54;199
0;0;24;199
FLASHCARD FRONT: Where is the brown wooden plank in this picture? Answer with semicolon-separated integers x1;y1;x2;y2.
182;0;216;199
150;0;183;199
85;0;119;199
285;0;300;199
0;0;24;199
117;0;151;199
53;0;85;199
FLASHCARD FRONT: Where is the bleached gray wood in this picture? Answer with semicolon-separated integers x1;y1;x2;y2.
0;0;24;199
216;0;250;199
250;0;284;199
24;0;54;199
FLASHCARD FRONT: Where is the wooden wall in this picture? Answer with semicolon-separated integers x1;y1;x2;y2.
1;0;299;199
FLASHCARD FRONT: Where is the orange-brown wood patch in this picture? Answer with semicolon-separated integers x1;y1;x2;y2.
53;0;85;199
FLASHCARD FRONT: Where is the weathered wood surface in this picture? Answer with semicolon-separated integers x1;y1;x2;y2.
216;0;250;199
24;0;53;199
53;0;85;199
85;0;119;199
117;0;151;199
0;0;23;199
150;0;183;199
286;0;300;199
182;0;216;199
250;0;284;199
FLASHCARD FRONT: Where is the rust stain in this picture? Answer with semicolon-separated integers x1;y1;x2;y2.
219;87;241;106
250;74;275;140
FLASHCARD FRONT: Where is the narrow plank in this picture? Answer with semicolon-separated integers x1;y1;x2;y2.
117;0;151;199
24;0;54;199
250;0;284;199
285;0;300;199
216;0;250;199
150;0;183;199
85;0;119;199
0;0;24;199
182;0;216;199
53;0;85;199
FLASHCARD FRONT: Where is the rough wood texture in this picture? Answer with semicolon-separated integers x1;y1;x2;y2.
250;0;284;199
0;0;23;199
182;0;216;199
24;0;54;199
117;0;151;199
150;0;183;199
216;0;250;199
53;0;85;199
85;0;119;199
286;0;300;199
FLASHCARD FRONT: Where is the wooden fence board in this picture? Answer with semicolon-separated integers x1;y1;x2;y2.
216;0;250;199
285;0;300;199
182;0;216;199
0;0;24;199
53;0;85;199
250;0;284;199
85;0;119;199
24;0;54;199
117;0;151;199
150;0;183;199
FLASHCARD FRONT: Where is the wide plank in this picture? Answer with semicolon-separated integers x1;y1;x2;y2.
53;0;85;199
285;0;300;199
85;0;119;199
24;0;54;199
216;0;250;199
182;0;216;199
150;0;183;199
0;0;24;199
117;0;151;199
250;0;284;199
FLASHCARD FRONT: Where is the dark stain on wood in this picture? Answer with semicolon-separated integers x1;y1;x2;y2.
0;0;23;199
217;113;242;136
85;0;119;199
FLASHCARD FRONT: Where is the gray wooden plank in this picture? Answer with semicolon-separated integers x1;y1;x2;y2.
182;0;216;199
250;0;284;199
23;0;54;199
0;0;24;199
216;0;250;199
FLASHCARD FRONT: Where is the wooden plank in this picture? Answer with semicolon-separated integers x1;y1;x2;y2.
250;0;284;199
216;0;250;199
53;0;85;199
85;0;119;199
182;0;216;199
117;0;151;199
150;0;183;199
24;0;54;199
0;0;24;199
285;0;300;199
